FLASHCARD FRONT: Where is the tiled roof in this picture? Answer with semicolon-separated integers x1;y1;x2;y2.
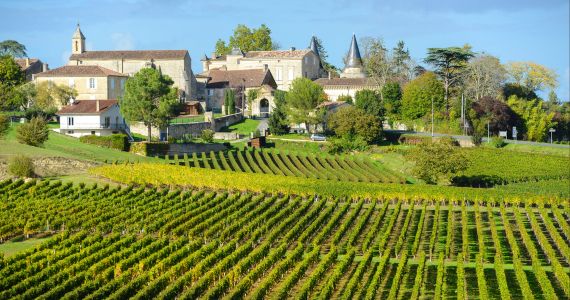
204;69;277;89
35;65;127;77
244;49;311;59
314;77;378;87
318;101;350;109
57;100;118;115
69;50;188;60
15;58;40;70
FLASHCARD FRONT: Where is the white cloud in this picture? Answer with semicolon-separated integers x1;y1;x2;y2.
111;33;134;50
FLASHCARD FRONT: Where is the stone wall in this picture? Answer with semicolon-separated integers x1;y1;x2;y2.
128;112;243;140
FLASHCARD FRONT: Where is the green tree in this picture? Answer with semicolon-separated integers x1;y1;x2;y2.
224;89;236;115
382;82;402;117
507;96;556;142
392;41;412;82
268;90;289;135
33;82;77;110
506;61;558;92
336;94;353;104
0;55;25;110
408;139;470;184
328;106;381;144
215;24;276;55
354;89;384;122
401;72;445;120
16;116;49;146
285;77;326;132
362;38;392;98
120;67;179;142
8;155;34;178
0;40;27;58
424;47;474;113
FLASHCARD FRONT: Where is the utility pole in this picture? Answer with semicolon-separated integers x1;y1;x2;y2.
431;96;434;137
461;93;464;134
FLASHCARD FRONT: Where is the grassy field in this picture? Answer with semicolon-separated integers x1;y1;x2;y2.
0;237;50;257
220;118;260;135
0;124;153;163
497;142;570;157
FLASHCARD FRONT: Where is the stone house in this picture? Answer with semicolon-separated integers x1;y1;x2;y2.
66;24;197;101
315;34;380;101
35;65;127;102
15;58;48;81
201;68;277;117
200;37;325;91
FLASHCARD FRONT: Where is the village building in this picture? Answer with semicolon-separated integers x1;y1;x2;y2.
200;37;325;91
35;65;128;102
15;58;48;81
56;99;129;138
199;68;277;117
315;34;379;101
66;24;197;102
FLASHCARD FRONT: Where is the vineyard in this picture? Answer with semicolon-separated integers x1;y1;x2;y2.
160;149;405;184
1;179;569;299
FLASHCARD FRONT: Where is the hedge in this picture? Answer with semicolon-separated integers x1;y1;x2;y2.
79;134;129;151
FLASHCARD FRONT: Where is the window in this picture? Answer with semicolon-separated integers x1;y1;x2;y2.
276;67;282;81
68;79;75;88
207;89;213;96
91;131;96;135
120;79;125;90
288;67;294;81
67;117;74;126
110;79;115;89
104;117;110;128
89;78;96;89
67;130;74;134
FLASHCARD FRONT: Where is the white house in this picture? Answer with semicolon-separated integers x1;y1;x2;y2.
56;99;130;138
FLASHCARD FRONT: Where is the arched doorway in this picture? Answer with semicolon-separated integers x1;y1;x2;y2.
259;98;270;118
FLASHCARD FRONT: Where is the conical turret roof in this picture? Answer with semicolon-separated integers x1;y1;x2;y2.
346;34;362;68
309;36;320;57
73;23;85;39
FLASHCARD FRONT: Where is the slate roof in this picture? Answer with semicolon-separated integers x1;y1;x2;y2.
35;65;127;77
69;50;188;61
57;100;118;115
346;34;363;68
204;69;277;89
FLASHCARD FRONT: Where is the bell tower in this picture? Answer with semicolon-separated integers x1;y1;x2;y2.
72;23;86;54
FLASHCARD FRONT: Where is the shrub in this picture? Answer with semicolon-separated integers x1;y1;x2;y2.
327;136;369;154
167;136;176;144
16;117;49;146
79;134;129;151
0;114;9;138
408;139;470;184
490;136;507;148
201;129;214;143
129;142;170;156
8;155;34;178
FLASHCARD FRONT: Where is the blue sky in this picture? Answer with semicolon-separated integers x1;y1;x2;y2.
1;0;568;100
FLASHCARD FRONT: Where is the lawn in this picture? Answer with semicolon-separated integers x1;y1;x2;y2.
0;124;154;163
220;118;260;135
496;142;570;157
0;237;50;257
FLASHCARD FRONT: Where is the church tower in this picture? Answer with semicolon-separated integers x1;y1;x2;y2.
72;24;86;54
340;34;366;79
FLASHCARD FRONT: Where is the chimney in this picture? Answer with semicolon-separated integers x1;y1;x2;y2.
42;63;48;72
96;100;100;112
328;71;331;79
25;58;30;67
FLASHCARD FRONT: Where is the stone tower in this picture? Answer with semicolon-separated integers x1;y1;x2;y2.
72;24;86;54
340;34;366;79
